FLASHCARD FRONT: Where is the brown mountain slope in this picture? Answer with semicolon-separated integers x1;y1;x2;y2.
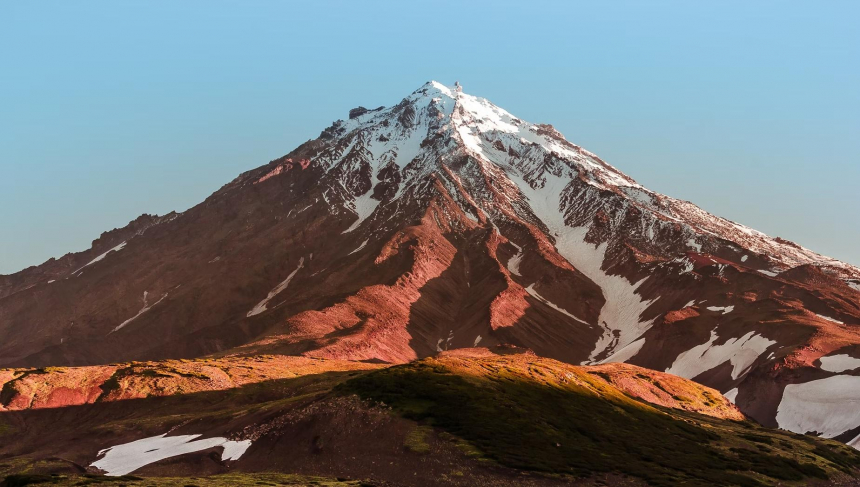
1;81;859;448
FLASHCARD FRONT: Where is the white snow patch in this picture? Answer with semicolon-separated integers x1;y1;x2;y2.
220;439;252;461
723;387;739;404
687;238;702;252
247;257;305;317
73;241;127;275
706;305;735;315
684;300;697;308
348;239;369;255
343;190;381;233
47;280;55;284
525;284;588;325
741;255;749;263
848;281;860;292
598;338;646;364
474;335;482;346
508;171;657;361
556;227;659;362
819;354;860;373
111;291;168;333
91;434;252;476
758;269;780;277
776;375;860;438
666;329;776;381
676;257;695;274
507;242;524;276
815;313;844;325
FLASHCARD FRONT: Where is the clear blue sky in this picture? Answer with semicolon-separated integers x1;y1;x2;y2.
1;1;858;274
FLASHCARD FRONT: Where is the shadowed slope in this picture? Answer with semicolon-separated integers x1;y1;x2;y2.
5;350;858;485
340;351;860;486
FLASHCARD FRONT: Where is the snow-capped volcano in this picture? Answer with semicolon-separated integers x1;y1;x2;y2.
308;80;857;273
2;81;860;447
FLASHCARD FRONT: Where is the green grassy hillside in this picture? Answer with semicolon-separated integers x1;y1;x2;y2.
338;353;860;486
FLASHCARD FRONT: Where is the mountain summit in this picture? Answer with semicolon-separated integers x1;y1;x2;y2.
2;81;860;446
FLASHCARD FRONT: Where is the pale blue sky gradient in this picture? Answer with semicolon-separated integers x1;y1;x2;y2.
1;1;858;273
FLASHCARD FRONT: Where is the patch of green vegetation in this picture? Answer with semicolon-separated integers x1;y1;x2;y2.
403;425;432;453
436;431;486;460
96;368;129;398
71;474;143;485
338;358;860;487
0;473;142;486
160;367;209;380
0;417;13;437
811;444;860;473
0;459;72;478
1;473;58;486
740;433;773;445
138;369;173;379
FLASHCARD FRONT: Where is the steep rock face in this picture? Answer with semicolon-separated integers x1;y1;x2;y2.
1;81;859;445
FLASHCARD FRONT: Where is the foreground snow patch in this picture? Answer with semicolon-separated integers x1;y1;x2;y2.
666;329;776;381
819;354;860;373
91;434;251;476
776;375;860;440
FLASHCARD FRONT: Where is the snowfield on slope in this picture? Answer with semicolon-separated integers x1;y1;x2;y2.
776;375;860;442
506;170;658;363
91;434;252;476
819;354;860;373
343;189;381;233
599;337;647;364
666;329;776;381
